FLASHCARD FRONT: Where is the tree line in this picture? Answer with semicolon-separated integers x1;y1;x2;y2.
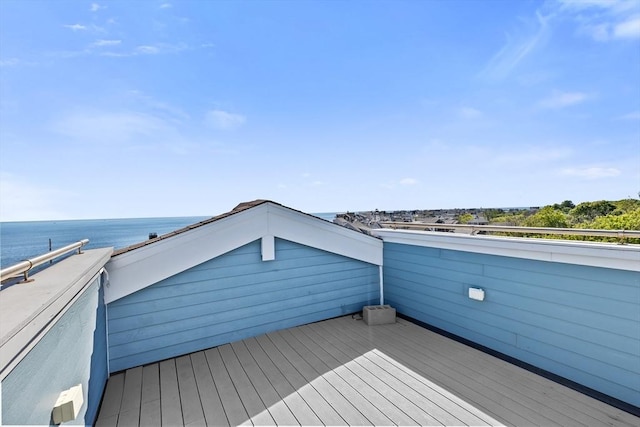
482;199;640;243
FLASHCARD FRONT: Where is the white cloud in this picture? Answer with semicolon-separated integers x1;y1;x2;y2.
160;3;172;8
98;43;189;57
64;24;87;31
126;90;190;122
480;11;552;79
0;57;37;67
135;43;188;55
617;111;640;120
554;0;640;41
205;110;246;130
399;178;419;185
560;166;621;179
51;110;174;144
538;91;590;108
136;45;160;55
91;39;121;47
90;3;103;12
578;16;640;41
484;0;640;76
613;15;640;38
0;58;21;67
556;0;630;12
63;23;105;34
582;23;611;41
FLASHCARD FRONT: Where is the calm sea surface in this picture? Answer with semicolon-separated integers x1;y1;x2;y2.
0;213;338;269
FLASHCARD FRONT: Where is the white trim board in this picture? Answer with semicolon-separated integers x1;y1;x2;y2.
104;202;383;304
373;229;640;272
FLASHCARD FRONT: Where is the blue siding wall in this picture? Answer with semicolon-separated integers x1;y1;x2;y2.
107;238;380;372
383;242;640;407
1;278;108;425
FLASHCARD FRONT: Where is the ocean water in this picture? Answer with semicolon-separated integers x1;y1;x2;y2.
0;212;338;270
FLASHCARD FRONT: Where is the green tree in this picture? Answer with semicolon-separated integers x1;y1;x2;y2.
458;213;474;224
587;208;640;230
524;206;569;228
552;200;575;212
570;200;616;223
489;212;525;225
484;209;505;221
613;198;640;213
575;208;640;243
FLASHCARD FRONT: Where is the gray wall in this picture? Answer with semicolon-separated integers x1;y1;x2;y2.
107;238;380;372
383;241;640;407
1;278;108;425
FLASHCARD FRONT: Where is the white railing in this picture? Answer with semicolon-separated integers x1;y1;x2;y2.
379;222;640;242
0;239;89;283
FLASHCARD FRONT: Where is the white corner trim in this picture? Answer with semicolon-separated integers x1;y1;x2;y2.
104;202;383;304
373;229;640;272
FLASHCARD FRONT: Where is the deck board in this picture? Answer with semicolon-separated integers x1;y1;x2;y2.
255;333;347;425
218;343;276;426
139;363;161;427
290;324;420;425
176;355;206;426
312;318;536;426
302;323;443;426
268;329;371;426
333;316;640;427
96;372;124;426
96;315;640;426
243;336;323;425
159;359;183;427
365;318;627;426
204;347;249;426
120;365;142;413
190;351;228;426
277;328;395;425
230;340;300;426
139;399;161;427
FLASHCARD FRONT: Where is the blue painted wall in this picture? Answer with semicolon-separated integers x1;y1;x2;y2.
1;278;109;425
383;242;640;407
107;238;380;372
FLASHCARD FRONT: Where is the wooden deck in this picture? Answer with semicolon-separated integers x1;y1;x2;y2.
96;316;639;426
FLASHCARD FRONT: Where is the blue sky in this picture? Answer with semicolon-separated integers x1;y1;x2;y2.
1;0;639;220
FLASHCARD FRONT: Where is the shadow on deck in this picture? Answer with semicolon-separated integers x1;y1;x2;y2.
96;316;639;426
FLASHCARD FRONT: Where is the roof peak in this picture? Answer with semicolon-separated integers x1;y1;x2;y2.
231;199;275;212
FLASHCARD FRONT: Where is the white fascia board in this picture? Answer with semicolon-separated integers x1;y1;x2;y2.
373;229;640;272
267;203;383;266
105;202;382;303
104;205;269;303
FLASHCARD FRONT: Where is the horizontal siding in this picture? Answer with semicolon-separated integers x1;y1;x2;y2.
107;238;379;372
383;242;640;407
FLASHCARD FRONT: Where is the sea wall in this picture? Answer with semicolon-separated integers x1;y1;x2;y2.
376;230;640;407
107;238;380;372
